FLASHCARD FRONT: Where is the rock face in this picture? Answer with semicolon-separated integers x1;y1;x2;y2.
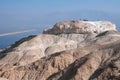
0;20;120;80
43;20;116;34
0;34;77;66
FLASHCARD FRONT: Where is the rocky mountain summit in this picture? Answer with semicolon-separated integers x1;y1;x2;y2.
0;20;120;80
43;20;116;34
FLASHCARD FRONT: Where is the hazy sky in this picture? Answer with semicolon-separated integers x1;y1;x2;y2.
0;0;120;32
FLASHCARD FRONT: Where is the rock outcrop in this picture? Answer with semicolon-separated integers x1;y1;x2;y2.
43;20;116;34
0;34;77;66
0;20;120;80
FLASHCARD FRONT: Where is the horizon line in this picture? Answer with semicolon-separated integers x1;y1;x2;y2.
0;29;36;37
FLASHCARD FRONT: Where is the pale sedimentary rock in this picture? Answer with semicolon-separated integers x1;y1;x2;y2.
43;20;116;34
0;20;120;80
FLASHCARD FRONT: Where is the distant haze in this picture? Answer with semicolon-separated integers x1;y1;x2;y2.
0;0;120;32
0;0;120;49
0;29;36;37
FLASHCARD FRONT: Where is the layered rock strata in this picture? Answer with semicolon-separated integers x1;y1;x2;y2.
0;20;120;80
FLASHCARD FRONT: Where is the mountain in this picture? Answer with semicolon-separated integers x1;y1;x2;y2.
0;20;120;80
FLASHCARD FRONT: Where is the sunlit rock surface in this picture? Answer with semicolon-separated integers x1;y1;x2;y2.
43;20;116;34
0;20;120;80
